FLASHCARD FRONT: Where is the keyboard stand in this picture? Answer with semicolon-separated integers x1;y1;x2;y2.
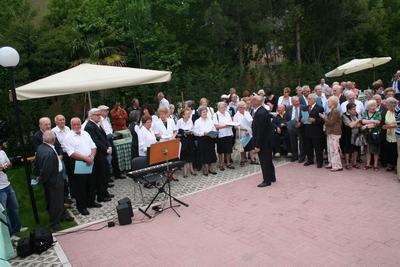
138;166;189;219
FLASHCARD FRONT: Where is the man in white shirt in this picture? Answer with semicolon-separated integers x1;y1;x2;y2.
319;78;330;94
63;117;98;215
98;105;124;179
52;115;70;147
52;114;72;206
157;92;170;109
340;91;365;115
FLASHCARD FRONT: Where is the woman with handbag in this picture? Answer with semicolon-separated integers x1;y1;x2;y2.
382;97;398;172
362;100;382;171
319;96;342;171
342;103;364;169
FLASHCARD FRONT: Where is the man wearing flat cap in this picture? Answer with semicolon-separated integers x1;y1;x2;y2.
85;108;114;203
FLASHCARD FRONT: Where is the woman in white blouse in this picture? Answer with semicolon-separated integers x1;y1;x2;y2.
176;108;196;177
153;107;177;141
233;101;258;166
277;87;292;107
138;115;157;157
193;106;218;176
213;102;235;171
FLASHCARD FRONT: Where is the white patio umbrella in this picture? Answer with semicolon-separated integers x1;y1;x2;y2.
325;57;392;79
15;63;172;100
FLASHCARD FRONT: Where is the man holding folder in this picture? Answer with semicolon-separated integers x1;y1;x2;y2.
63;118;98;216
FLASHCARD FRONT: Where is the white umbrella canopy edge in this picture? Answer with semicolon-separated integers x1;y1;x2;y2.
15;63;172;101
325;57;392;78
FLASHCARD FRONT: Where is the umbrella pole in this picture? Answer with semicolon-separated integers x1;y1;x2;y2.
373;64;375;82
88;91;92;109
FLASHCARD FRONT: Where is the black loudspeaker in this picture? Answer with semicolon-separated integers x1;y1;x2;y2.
118;197;133;217
116;203;132;225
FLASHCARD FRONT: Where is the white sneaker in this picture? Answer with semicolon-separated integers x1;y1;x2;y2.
274;153;281;157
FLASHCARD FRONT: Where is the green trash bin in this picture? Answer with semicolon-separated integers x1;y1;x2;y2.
0;203;16;262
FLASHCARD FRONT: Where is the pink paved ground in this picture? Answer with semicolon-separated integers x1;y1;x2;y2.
57;163;400;266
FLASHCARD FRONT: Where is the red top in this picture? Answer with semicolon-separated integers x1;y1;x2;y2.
110;107;128;131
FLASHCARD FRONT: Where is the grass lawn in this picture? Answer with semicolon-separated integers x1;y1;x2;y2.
7;166;77;237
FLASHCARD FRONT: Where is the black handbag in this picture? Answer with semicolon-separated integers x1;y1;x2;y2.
367;130;381;145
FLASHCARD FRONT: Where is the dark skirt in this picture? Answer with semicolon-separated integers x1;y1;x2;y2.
384;140;397;165
179;134;195;163
217;136;233;154
244;137;255;152
197;136;217;164
341;127;353;154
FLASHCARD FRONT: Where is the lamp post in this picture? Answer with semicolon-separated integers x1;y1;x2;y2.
0;46;39;224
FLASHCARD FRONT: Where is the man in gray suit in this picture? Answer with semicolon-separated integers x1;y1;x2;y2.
35;130;72;231
285;96;305;162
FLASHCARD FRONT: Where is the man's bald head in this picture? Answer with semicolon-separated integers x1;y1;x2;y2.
251;95;264;108
39;117;51;132
54;114;66;128
42;130;56;144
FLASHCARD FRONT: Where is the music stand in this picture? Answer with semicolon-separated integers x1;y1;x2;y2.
139;139;189;218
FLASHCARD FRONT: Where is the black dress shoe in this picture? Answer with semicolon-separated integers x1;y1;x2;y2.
88;202;102;208
290;157;298;162
78;208;90;215
257;181;271;187
209;171;217;175
304;162;314;166
106;193;115;198
97;197;111;202
107;183;114;188
298;158;305;163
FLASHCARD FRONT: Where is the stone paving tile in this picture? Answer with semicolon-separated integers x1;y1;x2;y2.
56;162;400;266
9;153;288;266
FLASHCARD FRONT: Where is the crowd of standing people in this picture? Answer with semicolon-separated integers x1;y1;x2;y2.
2;71;400;234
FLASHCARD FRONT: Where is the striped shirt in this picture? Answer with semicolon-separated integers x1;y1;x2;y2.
395;104;400;138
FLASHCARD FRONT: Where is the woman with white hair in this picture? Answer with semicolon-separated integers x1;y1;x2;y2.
213;102;235;170
193;106;218;176
319;96;342;171
382;97;398;171
362;100;382;171
233;101;257;166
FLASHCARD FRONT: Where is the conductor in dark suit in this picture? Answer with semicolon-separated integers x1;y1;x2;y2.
251;95;276;187
35;130;68;231
84;108;114;202
300;93;325;168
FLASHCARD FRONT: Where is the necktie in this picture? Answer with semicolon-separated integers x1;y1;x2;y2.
295;107;299;121
309;105;312;113
317;97;322;106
